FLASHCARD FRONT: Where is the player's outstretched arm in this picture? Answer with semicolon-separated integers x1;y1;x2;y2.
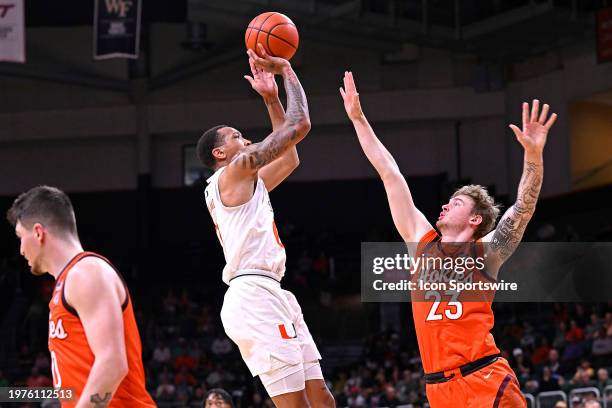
484;100;557;266
340;71;431;242
64;258;129;408
244;50;301;191
223;45;310;185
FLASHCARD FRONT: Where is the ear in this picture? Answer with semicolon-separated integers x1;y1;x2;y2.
212;146;226;161
469;214;482;227
33;223;45;243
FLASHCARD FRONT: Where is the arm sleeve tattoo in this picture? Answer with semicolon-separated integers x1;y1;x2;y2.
236;68;309;171
490;160;543;261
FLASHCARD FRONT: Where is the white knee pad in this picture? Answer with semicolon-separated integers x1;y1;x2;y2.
260;363;306;398
304;360;324;381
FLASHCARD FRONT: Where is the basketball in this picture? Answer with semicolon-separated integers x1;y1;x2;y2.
245;12;299;60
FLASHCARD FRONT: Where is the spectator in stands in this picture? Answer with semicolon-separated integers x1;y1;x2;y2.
175;365;197;387
546;348;569;376
567;320;585;342
539;366;562;392
584;401;602;408
152;341;172;366
32;351;49;372
378;384;401;407
175;342;197;371
595;368;612;394
569;367;596;390
553;321;568;350
204;388;234;407
523;378;539;394
520;321;537;350
210;333;233;357
586;314;604;340
532;337;552;366
592;328;612;356
553;402;567;408
575;304;589;328
156;377;176;402
512;348;533;383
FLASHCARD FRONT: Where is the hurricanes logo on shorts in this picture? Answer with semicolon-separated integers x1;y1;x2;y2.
278;323;297;339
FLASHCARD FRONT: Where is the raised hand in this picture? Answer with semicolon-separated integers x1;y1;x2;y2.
247;44;290;76
244;56;278;100
339;71;364;121
509;99;557;155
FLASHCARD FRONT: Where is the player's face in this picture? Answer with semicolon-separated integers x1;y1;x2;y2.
218;127;252;162
15;221;45;276
204;394;231;408
436;195;476;233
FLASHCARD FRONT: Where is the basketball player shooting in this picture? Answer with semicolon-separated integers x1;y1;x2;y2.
196;44;335;407
7;186;155;408
340;71;557;407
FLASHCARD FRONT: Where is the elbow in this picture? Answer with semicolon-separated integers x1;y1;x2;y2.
380;167;402;183
117;359;129;380
290;155;300;169
102;355;129;382
293;117;311;138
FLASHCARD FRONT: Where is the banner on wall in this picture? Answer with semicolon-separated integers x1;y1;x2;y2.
94;0;141;60
0;0;25;63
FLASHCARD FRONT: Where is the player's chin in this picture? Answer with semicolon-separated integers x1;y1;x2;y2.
30;263;45;276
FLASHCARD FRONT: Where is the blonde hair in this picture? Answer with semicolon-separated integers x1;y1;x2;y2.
451;184;501;239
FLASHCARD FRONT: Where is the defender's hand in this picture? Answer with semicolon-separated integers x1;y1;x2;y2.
339;71;364;121
244;56;278;100
247;44;290;76
509;99;557;155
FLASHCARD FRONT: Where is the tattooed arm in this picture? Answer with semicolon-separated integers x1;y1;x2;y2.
243;54;302;192
484;100;557;273
219;45;310;206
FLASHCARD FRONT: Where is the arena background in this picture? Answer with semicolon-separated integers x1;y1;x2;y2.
1;0;612;407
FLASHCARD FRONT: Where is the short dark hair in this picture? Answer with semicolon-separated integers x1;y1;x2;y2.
6;186;78;237
205;388;233;407
197;125;227;170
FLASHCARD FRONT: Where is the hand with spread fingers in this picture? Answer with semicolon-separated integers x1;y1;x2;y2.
244;55;278;101
509;99;557;155
339;71;365;121
247;43;290;75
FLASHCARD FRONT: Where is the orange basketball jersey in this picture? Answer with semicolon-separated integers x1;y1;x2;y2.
412;230;500;374
48;252;155;407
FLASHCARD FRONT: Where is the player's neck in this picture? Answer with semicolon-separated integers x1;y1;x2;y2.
45;239;85;279
440;229;475;243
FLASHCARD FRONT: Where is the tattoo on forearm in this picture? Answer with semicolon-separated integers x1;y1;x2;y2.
282;68;309;127
490;160;543;261
90;392;112;407
238;68;308;171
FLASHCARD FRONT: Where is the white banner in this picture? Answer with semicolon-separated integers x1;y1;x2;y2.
0;0;25;63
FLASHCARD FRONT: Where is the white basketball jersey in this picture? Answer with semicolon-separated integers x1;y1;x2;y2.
205;167;287;285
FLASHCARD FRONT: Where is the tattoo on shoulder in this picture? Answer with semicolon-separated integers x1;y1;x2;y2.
90;392;112;407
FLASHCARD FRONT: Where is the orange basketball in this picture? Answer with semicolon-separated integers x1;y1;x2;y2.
245;12;299;60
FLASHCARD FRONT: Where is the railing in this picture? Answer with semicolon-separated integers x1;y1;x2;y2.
569;387;601;408
523;392;535;408
537;390;567;408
